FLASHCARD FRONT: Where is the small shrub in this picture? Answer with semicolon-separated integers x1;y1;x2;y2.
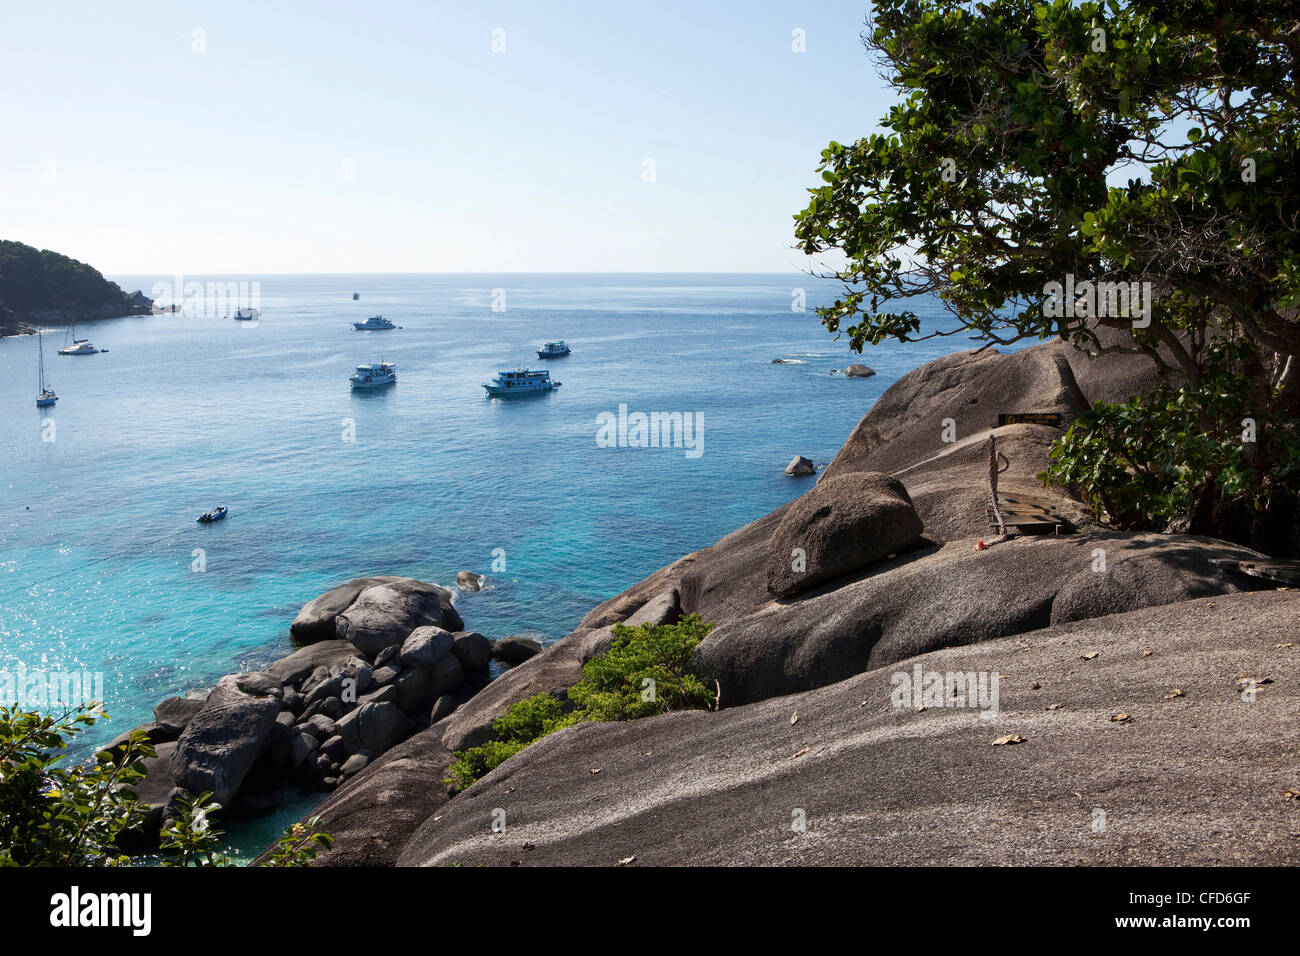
447;614;715;792
568;614;715;721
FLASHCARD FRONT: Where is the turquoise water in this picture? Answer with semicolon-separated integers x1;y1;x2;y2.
1;273;979;756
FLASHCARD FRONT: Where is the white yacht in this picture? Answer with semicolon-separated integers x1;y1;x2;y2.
353;315;396;331
36;331;57;407
233;307;261;320
56;323;98;355
58;338;99;356
483;368;560;396
350;360;397;389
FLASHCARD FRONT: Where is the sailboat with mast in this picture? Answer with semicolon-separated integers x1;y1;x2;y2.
36;331;58;407
57;321;99;355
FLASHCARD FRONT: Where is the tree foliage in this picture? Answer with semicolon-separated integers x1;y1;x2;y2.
0;704;332;867
795;0;1300;546
0;706;149;866
0;239;132;314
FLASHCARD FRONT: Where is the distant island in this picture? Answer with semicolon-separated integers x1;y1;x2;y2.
0;239;156;338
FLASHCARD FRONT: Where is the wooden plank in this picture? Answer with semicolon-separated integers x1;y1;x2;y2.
1212;559;1300;586
987;494;1072;534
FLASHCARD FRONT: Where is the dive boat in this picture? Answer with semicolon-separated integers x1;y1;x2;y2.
197;506;228;524
35;331;57;407
350;360;397;389
483;368;561;396
353;315;396;331
233;307;261;320
537;340;571;358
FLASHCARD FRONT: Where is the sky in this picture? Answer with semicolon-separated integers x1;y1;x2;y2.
0;1;893;274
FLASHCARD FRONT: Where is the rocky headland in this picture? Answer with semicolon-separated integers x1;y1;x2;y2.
111;331;1299;864
0;239;158;338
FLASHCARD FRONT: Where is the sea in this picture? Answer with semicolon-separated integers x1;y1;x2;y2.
0;272;990;856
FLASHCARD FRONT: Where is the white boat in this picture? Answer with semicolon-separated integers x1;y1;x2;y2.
537;340;571;358
233;307;261;320
483;368;560;396
57;324;99;355
36;331;57;407
350;360;397;389
58;339;98;355
353;315;396;331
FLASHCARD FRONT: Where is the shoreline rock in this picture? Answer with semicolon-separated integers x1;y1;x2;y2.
784;455;816;476
113;575;494;849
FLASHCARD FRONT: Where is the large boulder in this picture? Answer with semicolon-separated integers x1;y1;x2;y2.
335;701;416;754
266;640;366;685
695;532;1264;707
335;579;461;658
766;472;924;598
492;636;543;665
450;631;492;671
293;576;464;647
290;576;404;643
168;673;282;808
400;626;455;669
572;336;1154;634
396;590;1300;866
152;695;207;739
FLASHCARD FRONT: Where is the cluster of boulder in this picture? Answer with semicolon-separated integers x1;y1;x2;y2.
106;575;539;849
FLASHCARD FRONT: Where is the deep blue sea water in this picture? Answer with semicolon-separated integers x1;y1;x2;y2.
0;273;984;855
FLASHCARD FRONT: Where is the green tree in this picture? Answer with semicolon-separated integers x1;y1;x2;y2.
0;239;131;315
794;0;1300;549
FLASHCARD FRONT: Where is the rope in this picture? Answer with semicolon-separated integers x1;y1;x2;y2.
983;435;1018;548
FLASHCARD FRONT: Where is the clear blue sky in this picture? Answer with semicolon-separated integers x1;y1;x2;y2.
0;1;889;273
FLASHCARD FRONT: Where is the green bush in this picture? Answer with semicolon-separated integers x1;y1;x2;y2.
567;614;715;721
491;691;580;743
0;703;331;867
1042;356;1300;535
447;614;716;792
